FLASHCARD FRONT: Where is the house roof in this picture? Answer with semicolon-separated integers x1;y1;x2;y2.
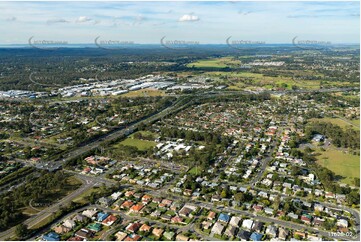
237;230;251;240
250;232;263;241
97;212;109;222
139;223;152;232
102;215;117;226
130;204;144;212
218;213;230;222
126;223;141;233
152;227;164;237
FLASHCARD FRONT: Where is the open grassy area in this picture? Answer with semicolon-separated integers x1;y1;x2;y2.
315;146;360;185
310;117;360;131
204;71;320;90
121;88;166;97
186;57;239;68
117;137;156;151
188;166;203;175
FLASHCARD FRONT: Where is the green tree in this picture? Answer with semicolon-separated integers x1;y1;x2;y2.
15;223;29;239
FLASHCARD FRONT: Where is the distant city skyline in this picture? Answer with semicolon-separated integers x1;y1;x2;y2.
0;1;359;45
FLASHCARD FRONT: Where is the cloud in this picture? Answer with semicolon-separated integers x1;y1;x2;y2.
5;17;17;22
46;18;69;24
238;11;252;15
178;14;199;22
133;15;144;25
76;16;92;23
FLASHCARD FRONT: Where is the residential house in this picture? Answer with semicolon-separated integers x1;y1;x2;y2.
337;219;348;228
266;225;278;238
250;232;263;241
253;204;263;213
278;227;288;240
75;229;93;239
141;195;152;204
102;215;117;226
121;200;134;209
139;224;152;233
252;221;264;232
130;204;144;213
63;219;76;229
176;234;189;241
163;231;175;240
229;216;242;227
242;219;254;230
43;232;60;241
224;225;237;238
179;206;193;218
124;234;142;241
126;222;141;233
208;211;216;221
54;225;71;234
98;197;112;207
218;213;231;223
115;231;128;241
97;212;109;222
72;214;87;223
300;214;312;224
237;230;251;241
87;223;102;233
82;209;97;219
171;216;184;224
152;227;164;238
211;222;225;236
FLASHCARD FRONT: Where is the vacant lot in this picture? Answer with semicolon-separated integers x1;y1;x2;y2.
315;147;360;185
118;137;156;151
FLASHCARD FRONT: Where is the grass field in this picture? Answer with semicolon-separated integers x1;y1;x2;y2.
122;88;166;97
118;137;156;150
188;166;203;175
315;147;360;185
310;118;360;131
187;57;239;68
204;71;320;90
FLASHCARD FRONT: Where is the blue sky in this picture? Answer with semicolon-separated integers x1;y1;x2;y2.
0;1;359;44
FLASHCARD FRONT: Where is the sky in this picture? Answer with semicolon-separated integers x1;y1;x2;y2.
0;1;359;45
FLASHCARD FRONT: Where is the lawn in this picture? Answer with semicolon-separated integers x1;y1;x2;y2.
118;137;156;151
310;118;360;131
315;147;360;185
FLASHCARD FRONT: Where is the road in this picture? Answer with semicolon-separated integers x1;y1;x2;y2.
0;177;95;240
248;127;283;187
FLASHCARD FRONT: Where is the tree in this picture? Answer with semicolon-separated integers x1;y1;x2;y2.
15;223;29;239
273;195;281;211
234;192;245;203
221;189;228;198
